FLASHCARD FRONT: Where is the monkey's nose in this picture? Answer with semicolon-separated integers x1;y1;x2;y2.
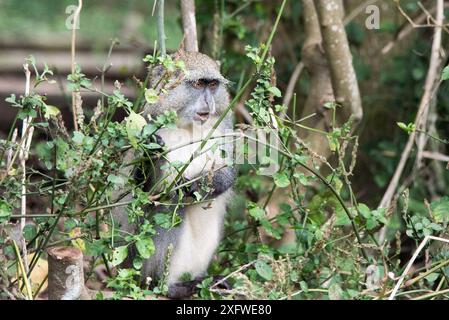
195;111;210;121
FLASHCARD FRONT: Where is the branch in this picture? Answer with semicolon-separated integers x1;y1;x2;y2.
19;62;34;275
378;0;444;210
71;0;82;131
156;0;167;56
181;0;199;52
316;0;363;126
395;0;449;31
388;235;449;300
282;61;304;110
416;1;445;169
382;3;449;55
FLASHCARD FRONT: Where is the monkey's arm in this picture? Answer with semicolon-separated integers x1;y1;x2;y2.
187;166;236;200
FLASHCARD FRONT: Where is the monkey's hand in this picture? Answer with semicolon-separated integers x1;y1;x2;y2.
141;134;166;162
185;166;236;200
167;276;232;299
145;133;165;152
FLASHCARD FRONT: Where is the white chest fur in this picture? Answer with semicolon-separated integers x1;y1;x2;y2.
157;118;231;284
167;189;232;284
157;118;226;182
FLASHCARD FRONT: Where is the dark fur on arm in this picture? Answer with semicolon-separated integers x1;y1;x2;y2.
187;166;236;200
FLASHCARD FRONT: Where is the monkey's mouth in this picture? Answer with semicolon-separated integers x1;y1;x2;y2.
194;112;210;122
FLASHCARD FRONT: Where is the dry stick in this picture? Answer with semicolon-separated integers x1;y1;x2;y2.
382;3;449;55
416;1;445;170
282;62;304;113
12;240;33;300
19;63;34;275
416;1;449;34
209;261;256;291
71;0;82;132
389;235;449;300
180;0;198;52
6;129;17;168
421;151;449;163
395;0;449;30
378;0;444;213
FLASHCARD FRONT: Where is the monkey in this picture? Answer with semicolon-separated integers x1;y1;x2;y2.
112;51;235;299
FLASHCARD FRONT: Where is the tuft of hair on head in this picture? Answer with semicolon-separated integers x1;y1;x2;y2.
172;51;228;85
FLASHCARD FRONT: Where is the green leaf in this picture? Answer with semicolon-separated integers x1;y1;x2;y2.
154;213;172;229
144;88;159;104
23;225;37;241
358;204;371;219
248;205;265;221
328;283;344;300
442;66;449;81
126;111;147;148
43;104;60;119
273;172;290;188
72;131;85;145
0;200;11;222
430;197;449;223
255;260;273;281
397;122;415;135
112;246;128;266
323;102;337;109
135;238;155;259
268;86;282;98
107;174;125;188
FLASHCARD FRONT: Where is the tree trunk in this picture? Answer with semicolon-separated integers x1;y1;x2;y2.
47;246;90;300
300;0;335;158
316;0;363;126
181;0;199;52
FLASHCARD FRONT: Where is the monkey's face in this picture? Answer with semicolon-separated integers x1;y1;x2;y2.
145;52;230;127
176;77;229;126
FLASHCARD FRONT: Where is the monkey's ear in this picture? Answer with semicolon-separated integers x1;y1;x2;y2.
215;60;221;68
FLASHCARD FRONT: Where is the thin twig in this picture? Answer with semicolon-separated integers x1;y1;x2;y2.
19;63;33;275
12;240;33;300
378;0;444;211
389;235;449;300
71;0;83;131
282;62;304;114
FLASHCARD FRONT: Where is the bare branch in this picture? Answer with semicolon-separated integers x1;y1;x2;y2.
378;0;444;210
181;0;199;52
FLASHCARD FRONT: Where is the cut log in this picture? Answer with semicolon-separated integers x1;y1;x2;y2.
47;246;90;300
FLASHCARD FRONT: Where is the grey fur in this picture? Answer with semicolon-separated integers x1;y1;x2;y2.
112;52;235;298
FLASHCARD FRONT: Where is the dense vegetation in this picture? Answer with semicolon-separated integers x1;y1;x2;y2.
0;0;448;300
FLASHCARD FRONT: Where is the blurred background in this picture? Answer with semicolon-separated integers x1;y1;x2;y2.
0;0;448;210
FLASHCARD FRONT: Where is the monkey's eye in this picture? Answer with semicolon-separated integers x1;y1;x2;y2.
208;80;219;90
193;79;207;89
